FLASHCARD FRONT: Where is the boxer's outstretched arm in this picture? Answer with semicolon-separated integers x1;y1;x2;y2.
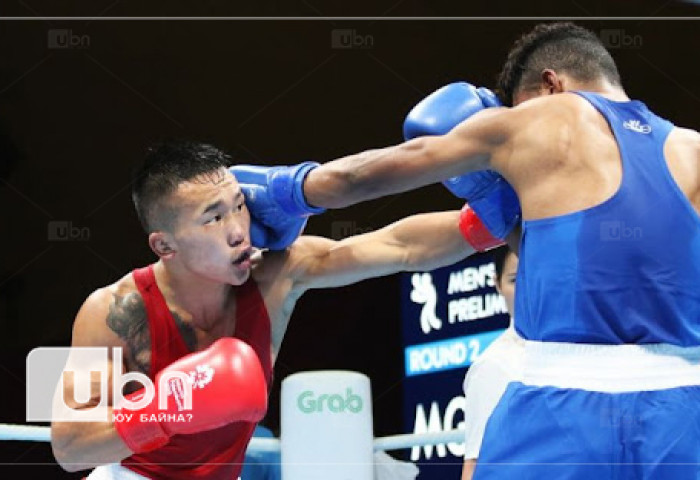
287;210;473;291
303;93;573;210
303;107;514;209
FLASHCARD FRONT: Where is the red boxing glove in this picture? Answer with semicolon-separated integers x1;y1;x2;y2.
459;204;505;252
114;337;268;453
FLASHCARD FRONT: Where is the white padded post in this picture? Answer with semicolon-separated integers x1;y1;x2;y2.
281;371;373;480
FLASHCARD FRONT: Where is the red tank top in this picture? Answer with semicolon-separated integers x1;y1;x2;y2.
122;265;273;479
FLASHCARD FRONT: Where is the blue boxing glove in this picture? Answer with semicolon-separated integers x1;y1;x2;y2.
403;82;521;239
230;163;324;250
231;162;324;217
237;183;309;250
403;82;500;140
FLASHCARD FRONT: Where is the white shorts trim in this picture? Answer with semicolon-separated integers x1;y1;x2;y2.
86;464;150;480
462;327;524;458
521;341;700;392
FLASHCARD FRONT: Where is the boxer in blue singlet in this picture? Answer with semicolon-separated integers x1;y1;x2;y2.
237;22;700;479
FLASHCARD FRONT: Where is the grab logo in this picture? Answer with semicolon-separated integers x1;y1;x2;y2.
410;272;442;334
297;388;363;414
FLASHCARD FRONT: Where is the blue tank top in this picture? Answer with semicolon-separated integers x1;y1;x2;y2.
515;91;700;346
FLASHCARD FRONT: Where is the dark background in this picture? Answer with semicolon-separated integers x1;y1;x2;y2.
2;1;700;477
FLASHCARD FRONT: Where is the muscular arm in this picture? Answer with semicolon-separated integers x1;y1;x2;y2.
303;93;581;213
304;107;513;209
287;210;473;292
51;289;139;472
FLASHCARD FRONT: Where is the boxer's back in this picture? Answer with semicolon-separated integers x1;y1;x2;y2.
510;92;700;223
513;92;700;345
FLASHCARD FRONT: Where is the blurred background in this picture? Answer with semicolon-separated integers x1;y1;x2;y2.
1;1;700;477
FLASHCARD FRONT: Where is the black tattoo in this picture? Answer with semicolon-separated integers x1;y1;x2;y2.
107;293;152;374
106;293;199;377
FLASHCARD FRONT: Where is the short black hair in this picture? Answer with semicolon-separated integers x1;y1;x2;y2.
496;22;621;106
490;245;513;284
131;140;231;233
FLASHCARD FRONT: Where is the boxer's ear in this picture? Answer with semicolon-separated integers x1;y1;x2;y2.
540;69;564;95
149;231;177;259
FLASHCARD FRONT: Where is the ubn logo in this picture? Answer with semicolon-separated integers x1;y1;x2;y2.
330;220;375;240
26;347;200;422
599;29;642;49
297;388;363;414
47;29;90;49
331;29;374;49
48;221;90;241
600;221;642;241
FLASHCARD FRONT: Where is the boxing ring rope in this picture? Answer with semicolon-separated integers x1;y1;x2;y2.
0;423;465;452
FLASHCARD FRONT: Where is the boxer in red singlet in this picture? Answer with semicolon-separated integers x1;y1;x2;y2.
50;140;489;479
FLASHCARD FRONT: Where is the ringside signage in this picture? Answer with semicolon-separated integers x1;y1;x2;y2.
401;252;509;479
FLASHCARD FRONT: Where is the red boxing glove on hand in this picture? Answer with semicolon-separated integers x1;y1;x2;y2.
114;337;268;454
459;204;505;252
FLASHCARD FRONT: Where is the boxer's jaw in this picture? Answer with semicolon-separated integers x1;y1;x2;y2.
158;169;253;286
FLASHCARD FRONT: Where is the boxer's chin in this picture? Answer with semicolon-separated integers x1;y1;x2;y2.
229;264;251;286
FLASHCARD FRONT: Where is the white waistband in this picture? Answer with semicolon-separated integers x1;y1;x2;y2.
87;464;150;480
521;341;700;393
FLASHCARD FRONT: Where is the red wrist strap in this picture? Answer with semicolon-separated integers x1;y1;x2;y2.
113;391;170;454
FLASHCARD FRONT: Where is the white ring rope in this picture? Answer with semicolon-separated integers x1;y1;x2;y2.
0;423;464;452
373;429;465;451
0;424;50;442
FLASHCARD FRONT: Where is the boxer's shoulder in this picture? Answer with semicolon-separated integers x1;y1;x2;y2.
508;93;592;127
251;237;329;280
490;95;585;172
104;273;147;327
486;94;585;153
248;248;295;312
250;249;292;290
666;127;700;163
72;273;145;350
250;236;327;298
669;126;700;146
664;127;700;203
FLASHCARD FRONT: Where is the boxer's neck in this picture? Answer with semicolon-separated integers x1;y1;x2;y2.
565;77;629;102
153;260;234;329
514;76;629;105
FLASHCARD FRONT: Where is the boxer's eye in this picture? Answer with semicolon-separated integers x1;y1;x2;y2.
206;214;223;224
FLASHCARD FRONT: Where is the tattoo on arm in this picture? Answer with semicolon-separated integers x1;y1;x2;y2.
106;293;198;377
106;293;151;374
